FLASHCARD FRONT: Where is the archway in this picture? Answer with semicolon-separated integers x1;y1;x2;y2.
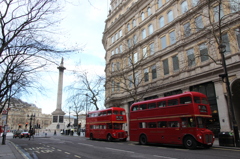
231;79;240;129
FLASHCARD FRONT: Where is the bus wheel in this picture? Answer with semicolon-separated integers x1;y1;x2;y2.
107;134;112;142
139;134;147;145
90;134;94;140
184;136;197;149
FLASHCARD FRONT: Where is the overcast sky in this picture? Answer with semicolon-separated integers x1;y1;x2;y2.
22;0;110;114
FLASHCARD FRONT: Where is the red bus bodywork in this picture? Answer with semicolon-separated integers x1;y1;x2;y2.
130;92;215;149
85;107;128;141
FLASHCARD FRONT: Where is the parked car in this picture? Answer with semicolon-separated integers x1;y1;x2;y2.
13;130;22;138
21;132;30;138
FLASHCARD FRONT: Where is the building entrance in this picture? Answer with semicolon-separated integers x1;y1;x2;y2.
231;79;240;129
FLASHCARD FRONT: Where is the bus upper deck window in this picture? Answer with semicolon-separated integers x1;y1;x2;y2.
194;97;201;103
120;111;125;115
113;111;118;115
107;110;112;115
148;103;156;109
157;101;166;107
180;96;192;104
140;104;147;110
132;106;138;111
201;98;209;104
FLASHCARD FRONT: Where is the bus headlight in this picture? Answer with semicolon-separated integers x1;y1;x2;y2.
113;133;116;136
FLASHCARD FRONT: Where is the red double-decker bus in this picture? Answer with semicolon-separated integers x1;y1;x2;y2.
130;92;215;149
85;107;128;141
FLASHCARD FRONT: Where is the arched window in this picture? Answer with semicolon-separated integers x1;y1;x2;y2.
132;19;136;27
127;23;130;31
167;10;173;23
148;24;153;35
181;1;188;13
142;29;146;39
147;7;151;16
159;16;164;28
141;12;145;21
158;0;162;8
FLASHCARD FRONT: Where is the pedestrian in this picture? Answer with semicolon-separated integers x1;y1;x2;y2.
28;128;34;140
54;130;56;135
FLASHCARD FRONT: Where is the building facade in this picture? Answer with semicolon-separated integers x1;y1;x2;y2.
102;0;240;136
0;98;52;131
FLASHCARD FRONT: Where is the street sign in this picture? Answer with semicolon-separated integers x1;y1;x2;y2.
1;109;7;115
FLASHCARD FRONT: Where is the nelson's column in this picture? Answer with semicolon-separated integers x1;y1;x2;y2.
47;58;66;130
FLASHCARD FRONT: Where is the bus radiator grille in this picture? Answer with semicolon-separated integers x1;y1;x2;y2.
118;132;124;138
204;134;213;143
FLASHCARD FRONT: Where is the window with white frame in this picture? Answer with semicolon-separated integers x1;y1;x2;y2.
127;23;131;31
128;56;132;66
132;19;136;27
195;16;204;31
134;52;138;64
116;62;120;70
144;68;149;82
161;36;167;49
163;59;169;75
143;47;147;58
112;63;115;71
115;33;118;40
115;47;118;54
119;45;123;53
151;65;157;79
150;43;155;55
158;0;162;8
141;12;145;21
159;16;164;28
119;30;122;37
148;24;153;35
213;5;224;22
112;50;114;56
169;31;176;45
172;55;179;71
116;82;120;91
128;75;133;88
127;39;131;48
147;7;151;16
222;33;231;54
135;71;140;85
184;22;191;37
236;28;240;49
192;0;199;7
167;10;174;23
187;48;195;66
133;35;137;44
112;36;114;43
181;1;188;13
230;0;240;13
199;43;209;62
111;81;115;92
142;29;146;39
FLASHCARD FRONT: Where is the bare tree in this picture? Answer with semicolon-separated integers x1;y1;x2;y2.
106;34;159;105
66;71;105;111
0;0;78;113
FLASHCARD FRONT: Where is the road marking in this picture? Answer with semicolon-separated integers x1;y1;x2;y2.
65;152;71;154
74;155;81;158
57;149;62;151
153;155;178;159
78;143;93;147
213;148;240;151
105;147;134;153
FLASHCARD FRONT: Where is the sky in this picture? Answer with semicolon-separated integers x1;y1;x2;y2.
22;0;111;114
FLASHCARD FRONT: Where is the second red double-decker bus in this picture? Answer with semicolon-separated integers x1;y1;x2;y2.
85;107;128;141
129;92;215;149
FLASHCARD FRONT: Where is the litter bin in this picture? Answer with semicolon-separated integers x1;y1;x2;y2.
218;132;234;147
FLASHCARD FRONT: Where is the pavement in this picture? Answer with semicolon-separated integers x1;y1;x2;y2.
0;132;240;159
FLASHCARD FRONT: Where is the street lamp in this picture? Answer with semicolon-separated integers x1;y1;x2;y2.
68;106;71;127
219;44;240;147
27;114;35;130
85;94;88;115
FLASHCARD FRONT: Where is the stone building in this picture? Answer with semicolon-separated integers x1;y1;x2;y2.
0;98;52;131
102;0;240;136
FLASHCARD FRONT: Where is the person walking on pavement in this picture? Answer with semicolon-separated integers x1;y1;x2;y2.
29;128;35;140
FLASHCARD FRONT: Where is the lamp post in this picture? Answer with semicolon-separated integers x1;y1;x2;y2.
219;44;240;147
68;106;71;127
27;114;35;130
85;94;88;115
